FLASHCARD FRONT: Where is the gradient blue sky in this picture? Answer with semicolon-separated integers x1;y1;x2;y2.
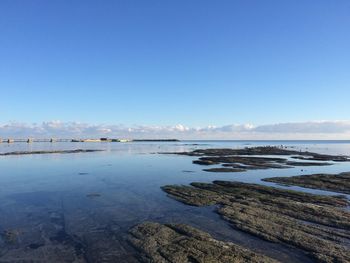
0;0;349;127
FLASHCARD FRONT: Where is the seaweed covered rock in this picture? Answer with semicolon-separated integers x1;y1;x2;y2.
167;147;350;173
263;172;350;194
175;146;350;162
162;181;350;262
129;222;278;263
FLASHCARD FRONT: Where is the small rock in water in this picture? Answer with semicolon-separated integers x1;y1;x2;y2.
86;193;101;198
28;243;44;249
1;229;21;244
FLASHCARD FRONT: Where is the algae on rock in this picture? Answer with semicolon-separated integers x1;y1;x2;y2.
162;181;350;263
263;172;350;194
129;222;278;263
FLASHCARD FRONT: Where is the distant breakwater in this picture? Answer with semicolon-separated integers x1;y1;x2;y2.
0;138;179;143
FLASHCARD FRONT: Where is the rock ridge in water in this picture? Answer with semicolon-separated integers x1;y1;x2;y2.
128;222;278;263
167;147;350;172
263;172;350;194
161;181;350;262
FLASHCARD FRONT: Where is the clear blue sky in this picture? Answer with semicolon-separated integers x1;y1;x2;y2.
0;0;349;126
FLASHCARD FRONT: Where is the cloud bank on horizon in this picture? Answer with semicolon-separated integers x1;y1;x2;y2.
1;121;350;140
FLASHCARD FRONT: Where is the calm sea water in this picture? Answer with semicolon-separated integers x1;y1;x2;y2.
0;140;349;262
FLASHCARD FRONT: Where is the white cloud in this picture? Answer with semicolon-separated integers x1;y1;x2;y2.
0;120;350;139
254;121;350;133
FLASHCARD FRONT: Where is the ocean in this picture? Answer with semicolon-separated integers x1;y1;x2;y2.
0;140;349;262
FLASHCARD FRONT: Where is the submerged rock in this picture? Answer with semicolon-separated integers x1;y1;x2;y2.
193;159;220;165
162;181;350;262
284;161;331;166
129;222;278;263
203;168;246;173
86;193;101;198
1;229;21;244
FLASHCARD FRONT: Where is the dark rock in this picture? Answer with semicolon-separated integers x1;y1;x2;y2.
162;181;350;262
86;193;101;198
129;222;278;263
170;147;345;173
203;168;246;173
263;172;350;194
0;229;21;244
285;161;332;166
193;159;220;165
28;243;44;249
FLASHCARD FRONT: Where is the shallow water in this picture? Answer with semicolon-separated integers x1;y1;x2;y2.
0;140;350;262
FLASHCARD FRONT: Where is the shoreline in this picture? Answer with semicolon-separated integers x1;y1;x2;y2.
0;149;103;156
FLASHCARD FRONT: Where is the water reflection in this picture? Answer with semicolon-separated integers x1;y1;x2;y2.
0;141;349;262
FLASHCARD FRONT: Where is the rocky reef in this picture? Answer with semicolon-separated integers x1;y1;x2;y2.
169;146;349;172
161;181;350;262
263;172;350;194
129;222;278;263
175;146;350;161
